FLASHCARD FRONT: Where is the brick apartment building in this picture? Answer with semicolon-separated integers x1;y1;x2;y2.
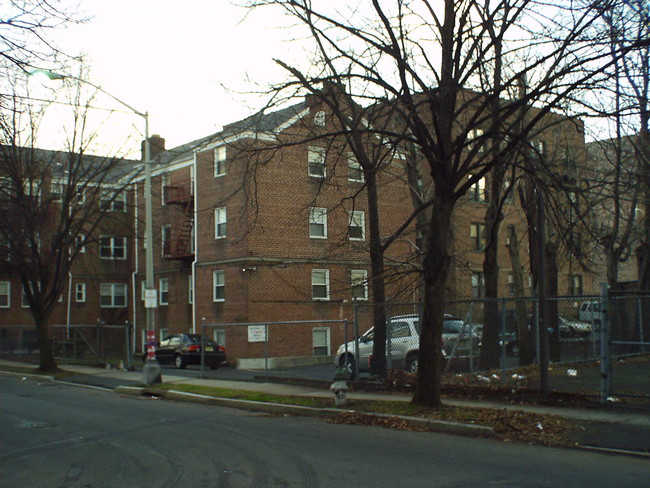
1;92;598;366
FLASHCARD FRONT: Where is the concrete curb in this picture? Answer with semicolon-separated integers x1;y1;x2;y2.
0;370;56;382
114;386;496;439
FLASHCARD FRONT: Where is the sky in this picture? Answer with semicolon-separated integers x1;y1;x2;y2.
37;0;304;157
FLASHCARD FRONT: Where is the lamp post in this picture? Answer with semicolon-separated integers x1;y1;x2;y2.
29;70;162;384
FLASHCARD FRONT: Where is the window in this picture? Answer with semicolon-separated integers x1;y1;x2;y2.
100;191;126;212
312;269;329;300
213;328;226;346
188;275;194;304
309;207;327;238
469;176;487;202
22;286;29;308
312;327;330;356
507;273;515;296
99;236;127;260
161;225;171;256
75;283;86;303
348;211;365;240
159;278;169;305
213;270;225;302
50;180;64;202
161;173;170;204
469;128;484;153
569;274;583;296
0;281;10;307
351;270;368;300
100;283;127;307
471;272;485;298
214;146;227;177
308;147;326;177
314;110;326;127
74;233;86;254
470;223;486;251
214;207;227;239
348;155;364;182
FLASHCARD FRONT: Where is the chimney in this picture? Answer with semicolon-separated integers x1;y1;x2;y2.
141;134;166;161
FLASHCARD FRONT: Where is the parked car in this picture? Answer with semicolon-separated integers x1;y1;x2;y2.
335;314;480;377
579;301;601;325
558;315;592;337
145;333;226;369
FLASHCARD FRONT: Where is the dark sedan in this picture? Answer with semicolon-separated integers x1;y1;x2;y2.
147;333;226;369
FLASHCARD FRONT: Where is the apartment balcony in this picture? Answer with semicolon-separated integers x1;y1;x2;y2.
163;182;194;206
162;237;194;261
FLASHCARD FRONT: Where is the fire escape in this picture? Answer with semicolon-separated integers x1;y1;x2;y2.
162;180;194;261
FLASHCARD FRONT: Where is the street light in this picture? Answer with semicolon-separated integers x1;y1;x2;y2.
29;69;162;384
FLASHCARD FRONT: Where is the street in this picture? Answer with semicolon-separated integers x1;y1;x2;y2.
1;376;648;487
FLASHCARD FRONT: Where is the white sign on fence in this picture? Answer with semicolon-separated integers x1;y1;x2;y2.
247;325;267;342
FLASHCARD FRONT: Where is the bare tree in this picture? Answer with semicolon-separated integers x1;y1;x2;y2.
0;90;139;371
247;0;640;406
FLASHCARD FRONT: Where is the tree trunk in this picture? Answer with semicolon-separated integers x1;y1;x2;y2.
366;169;388;378
506;226;534;366
412;196;454;407
34;311;58;372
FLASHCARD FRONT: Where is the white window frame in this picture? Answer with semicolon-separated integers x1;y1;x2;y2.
75;282;86;303
314;110;326;127
50;180;64;202
351;269;368;301
348;211;365;241
470;222;486;251
469;175;487;202
214;146;227;177
161;173;170;204
213;270;225;302
308;147;326;178
214;207;227;239
311;269;330;300
309;207;328;239
100;283;127;308
159;278;169;305
312;327;331;356
22;285;30;308
161;225;171;257
0;281;10;308
348;154;364;182
100;190;126;212
99;236;127;260
74;233;86;254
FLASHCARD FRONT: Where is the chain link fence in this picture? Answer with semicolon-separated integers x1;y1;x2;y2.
0;322;133;368
343;292;649;404
202;318;349;380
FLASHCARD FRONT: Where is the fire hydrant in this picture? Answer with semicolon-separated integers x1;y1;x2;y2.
330;367;349;407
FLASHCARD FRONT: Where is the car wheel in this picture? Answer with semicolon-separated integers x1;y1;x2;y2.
339;355;356;379
174;354;185;369
406;354;419;374
209;363;220;370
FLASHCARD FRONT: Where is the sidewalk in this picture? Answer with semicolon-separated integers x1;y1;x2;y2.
2;360;649;457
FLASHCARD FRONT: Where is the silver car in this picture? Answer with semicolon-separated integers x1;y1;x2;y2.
335;314;480;376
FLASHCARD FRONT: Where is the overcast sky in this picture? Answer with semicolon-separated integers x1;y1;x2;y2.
41;0;303;156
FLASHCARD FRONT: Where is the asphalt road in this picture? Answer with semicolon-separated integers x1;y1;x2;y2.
2;376;649;487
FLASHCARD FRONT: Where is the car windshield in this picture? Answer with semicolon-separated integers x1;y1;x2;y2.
187;334;217;346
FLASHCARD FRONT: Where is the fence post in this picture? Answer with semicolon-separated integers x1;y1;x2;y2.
599;283;611;404
639;297;646;354
264;323;269;381
125;320;133;370
500;300;506;385
353;302;360;380
386;303;392;370
200;317;206;379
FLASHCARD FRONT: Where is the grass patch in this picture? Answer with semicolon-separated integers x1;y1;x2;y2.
0;365;80;380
